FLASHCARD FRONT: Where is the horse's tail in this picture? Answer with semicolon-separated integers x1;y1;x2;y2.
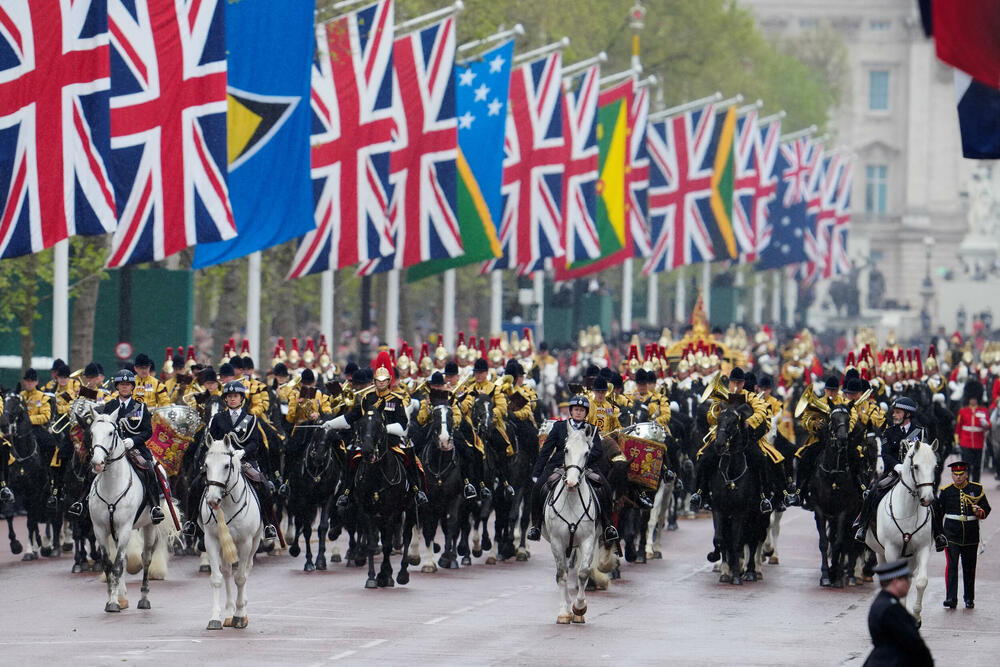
214;507;239;564
149;499;180;580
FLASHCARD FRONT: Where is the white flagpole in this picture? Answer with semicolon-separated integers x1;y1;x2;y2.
784;270;797;327
321;270;334;350
246;251;261;364
752;271;763;326
647;273;658;326
675;266;686;323
734;266;745;323
771;269;781;323
622;259;634;334
52;239;69;363
701;262;711;320
490;270;502;334
534;270;545;342
386;268;400;350
443;269;456;349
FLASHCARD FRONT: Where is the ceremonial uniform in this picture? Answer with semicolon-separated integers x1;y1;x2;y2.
49;378;80;470
939;474;990;607
101;386;164;524
864;589;933;667
630;387;672;431
459;375;511;448
133;373;170;408
240;376;271;421
21;386;51;427
209;407;266;468
954;404;989;482
586;396;621;434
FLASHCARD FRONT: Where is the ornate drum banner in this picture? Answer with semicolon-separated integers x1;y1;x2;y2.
147;406;201;476
620;434;666;490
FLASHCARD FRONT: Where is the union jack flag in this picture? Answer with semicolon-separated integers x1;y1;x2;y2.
629;85;651;257
560;66;600;265
360;17;459;275
484;53;564;273
106;0;234;267
732;109;759;259
642;104;718;274
829;158;852;278
0;0;116;259
802;148;838;285
288;0;395;279
741;116;781;262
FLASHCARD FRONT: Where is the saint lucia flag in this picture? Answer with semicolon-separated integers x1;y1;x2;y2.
192;0;315;268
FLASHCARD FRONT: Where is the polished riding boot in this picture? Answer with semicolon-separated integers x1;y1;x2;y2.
251;480;279;541
402;451;428;506
526;483;543;541
597;486;619;543
141;467;165;524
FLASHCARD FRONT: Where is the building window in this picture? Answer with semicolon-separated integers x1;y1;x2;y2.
865;165;888;214
870;20;890;30
869;70;889;111
799;17;817;28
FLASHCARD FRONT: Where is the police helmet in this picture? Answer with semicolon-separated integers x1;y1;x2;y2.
891;397;917;414
222;381;247;397
113;369;136;386
568;394;590;411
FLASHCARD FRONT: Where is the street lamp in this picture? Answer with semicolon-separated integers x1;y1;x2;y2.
919;236;934;334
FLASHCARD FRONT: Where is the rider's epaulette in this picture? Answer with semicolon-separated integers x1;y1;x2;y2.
941;482;954;491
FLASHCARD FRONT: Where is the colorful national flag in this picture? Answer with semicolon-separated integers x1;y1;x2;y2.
559;66;601;266
740;116;781;262
484;53;565;273
732;109;759;259
954;70;1000;159
0;0;116;259
829;158;852;278
642;104;719;274
706;106;738;261
287;0;396;279
192;0;315;269
360;17;460;275
407;40;511;282
629;85;652;258
755;137;820;271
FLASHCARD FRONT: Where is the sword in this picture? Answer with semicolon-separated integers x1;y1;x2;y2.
153;463;182;532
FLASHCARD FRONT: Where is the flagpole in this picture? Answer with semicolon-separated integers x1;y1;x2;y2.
246;251;261;364
562;52;607;80
648;92;722;122
734;266;745;323
675;266;686;323
737;99;763;116
702;262;711;322
599;67;641;88
490;270;502;334
752;271;763;326
386;268;400;350
779;125;818;143
647;273;658;327
53;239;69;364
457;23;524;56
443;269;456;349
771;269;781;323
534;270;545;342
759;110;786;127
321;270;334;352
514;37;570;65
784;270;797;328
622;259;634;334
397;1;464;34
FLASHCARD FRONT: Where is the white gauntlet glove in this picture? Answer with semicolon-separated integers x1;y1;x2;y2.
323;415;350;432
386;422;406;438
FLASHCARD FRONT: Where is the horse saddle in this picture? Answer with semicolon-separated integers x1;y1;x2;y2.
877;471;899;491
241;462;266;484
126;448;151;471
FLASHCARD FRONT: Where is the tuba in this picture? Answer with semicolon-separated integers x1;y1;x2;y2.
700;372;729;404
794;387;830;418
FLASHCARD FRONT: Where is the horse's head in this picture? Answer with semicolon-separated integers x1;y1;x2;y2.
714;406;745;453
89;411;121;474
360;410;387;463
432;403;454;452
2;392;26;436
563;423;595;488
903;438;939;507
473;392;493;435
828;404;851;447
204;438;243;507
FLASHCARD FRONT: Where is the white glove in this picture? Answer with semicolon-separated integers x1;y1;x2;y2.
122;438;135;449
933;393;945;405
386;422;406;438
324;415;350;432
669;401;680;414
812;381;824;396
893;463;903;474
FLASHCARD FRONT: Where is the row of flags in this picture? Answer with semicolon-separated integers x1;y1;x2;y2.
0;0;851;284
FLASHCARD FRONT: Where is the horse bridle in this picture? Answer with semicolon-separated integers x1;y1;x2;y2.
302;435;333;483
91;421;127;465
90;422;134;543
548;462;597;558
898;449;936;499
204;447;250;524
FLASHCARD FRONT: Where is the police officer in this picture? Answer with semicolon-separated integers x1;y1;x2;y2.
939;460;990;609
864;559;933;666
102;369;164;524
207;381;279;541
526;394;619;545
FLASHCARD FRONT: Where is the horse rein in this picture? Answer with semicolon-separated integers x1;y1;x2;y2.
90;426;134;543
548;463;597;558
205;451;250;525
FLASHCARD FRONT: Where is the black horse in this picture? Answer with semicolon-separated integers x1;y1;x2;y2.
286;427;342;571
1;392;48;559
807;403;864;588
458;392;508;563
353;410;415;588
416;403;465;569
61;440;98;572
505;414;539;562
708;406;761;585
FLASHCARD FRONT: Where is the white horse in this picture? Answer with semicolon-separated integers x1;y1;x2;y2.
761;509;785;566
864;438;939;626
200;438;263;630
644;476;674;560
88;412;168;613
542;424;599;624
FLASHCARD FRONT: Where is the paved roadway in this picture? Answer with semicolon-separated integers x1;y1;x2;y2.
2;496;999;666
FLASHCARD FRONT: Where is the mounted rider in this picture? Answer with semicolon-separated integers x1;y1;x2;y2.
329;351;428;508
20;368;54;494
202;381;279;541
526;394;619;545
47;363;80;509
852;396;947;551
85;369;164;525
413;371;479;501
629;369;672;431
793;376;856;508
132;353;170;408
689;367;771;513
457;357;514;497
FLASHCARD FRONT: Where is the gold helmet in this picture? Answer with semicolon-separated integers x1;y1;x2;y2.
419;342;433;374
455;331;469;362
434;333;448;361
396;343;412;376
318;335;333;371
303;339;316;368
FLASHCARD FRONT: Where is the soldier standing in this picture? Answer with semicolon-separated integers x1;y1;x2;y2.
940;460;991;609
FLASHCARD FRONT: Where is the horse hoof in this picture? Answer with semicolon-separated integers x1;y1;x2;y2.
10;540;23;555
667;522;678;531
472;548;483;558
396;571;410;585
461;556;471;566
138;599;151;610
21;552;36;561
731;575;743;586
446;557;459;570
232;616;248;629
863;576;873;583
304;561;315;572
105;602;120;613
719;574;731;583
516;553;528;562
288;544;301;558
636;554;647;564
408;555;420;566
571;615;586;624
820;577;832;587
365;578;378;589
40;546;52;558
706;550;720;563
556;615;572;624
207;620;223;630
331;554;341;563
485;556;497;565
768;556;779;565
742;572;757;582
71;563;83;574
847;576;858;587
118;597;129;610
834;578;845;589
482;535;492;550
199;565;211;573
377;575;394;588
421;565;437;573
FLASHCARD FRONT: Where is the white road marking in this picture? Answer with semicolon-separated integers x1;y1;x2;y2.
360;639;387;649
328;650;356;661
423;615;448;625
451;606;473;613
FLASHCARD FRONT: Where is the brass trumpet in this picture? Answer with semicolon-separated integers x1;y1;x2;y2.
700;372;729;404
794;388;830;418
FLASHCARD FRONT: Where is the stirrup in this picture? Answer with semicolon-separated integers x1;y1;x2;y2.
0;486;13;504
504;483;515;499
67;501;84;518
759;497;773;514
463;483;478;500
479;485;492;501
46;493;59;510
603;525;619;544
636;491;654;509
854;526;866;543
414;489;429;506
149;506;165;525
263;525;278;541
526;526;541;542
689;492;702;511
335;493;350;508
